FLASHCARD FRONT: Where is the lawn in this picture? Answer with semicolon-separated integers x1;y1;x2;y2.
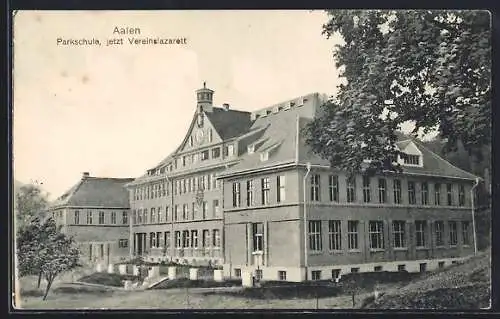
78;273;139;287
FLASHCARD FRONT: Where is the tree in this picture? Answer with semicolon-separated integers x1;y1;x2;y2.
15;183;49;229
17;218;80;300
305;10;491;174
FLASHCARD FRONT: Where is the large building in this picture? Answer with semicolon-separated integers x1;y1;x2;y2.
49;173;134;265
50;84;479;281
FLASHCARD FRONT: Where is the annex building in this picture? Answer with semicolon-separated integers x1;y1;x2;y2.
51;84;479;282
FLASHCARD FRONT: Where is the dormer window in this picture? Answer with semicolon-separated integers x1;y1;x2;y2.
248;144;255;154
404;154;420;165
260;152;269;161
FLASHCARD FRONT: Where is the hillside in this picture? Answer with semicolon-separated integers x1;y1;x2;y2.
362;251;491;309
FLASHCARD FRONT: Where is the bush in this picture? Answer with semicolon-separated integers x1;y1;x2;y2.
78;273;139;287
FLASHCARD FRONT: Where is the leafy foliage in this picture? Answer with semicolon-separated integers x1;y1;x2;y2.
17;218;80;300
305;10;491;174
15;184;49;229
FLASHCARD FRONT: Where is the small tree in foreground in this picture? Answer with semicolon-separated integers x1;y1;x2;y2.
17;218;80;300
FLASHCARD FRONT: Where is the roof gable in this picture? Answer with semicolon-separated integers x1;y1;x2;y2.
205;107;252;140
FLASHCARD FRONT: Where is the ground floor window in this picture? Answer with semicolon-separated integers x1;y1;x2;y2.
374;265;383;272
397;264;406;272
234;268;241;278
118;239;128;248
438;261;445;269
419;263;427;272
332;269;341;279
255;269;263;280
351;267;359;273
278;271;287;281
369;221;384;249
311;270;321;280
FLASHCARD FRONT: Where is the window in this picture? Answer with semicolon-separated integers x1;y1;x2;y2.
201;150;209;161
207;174;211;190
351;267;359;273
404;154;420;165
143;208;148;223
261;177;270;205
211;173;217;189
408;181;416;204
447;184;453;206
191;230;198;248
74;211;80;224
252;223;264;252
398;264;406;272
311;270;321;280
202;201;208;219
362;176;371;203
232;182;241;207
208;129;213;143
419;263;427;273
278;271;287;281
118;239;128;248
164;231;170;248
369;221;384;250
202;230;210;247
174;205;179;221
212;147;220;158
421;182;429;205
435;221;444;246
392;221;406;248
182;230;190;248
189;135;193;147
277;175;286;202
150;208;156;223
438;261;445;269
213;199;220;217
374;266;383;272
459;185;465;206
308;221;322;251
111;212;116;224
310;174;320;201
329;175;339;202
99;211;105;224
378;178;387;203
122;211;128;224
347;176;356;203
165;206;169;222
348;221;359;250
224;144;234;157
157;207;162;223
150;232;156;248
191;202;196;220
332;269;341;279
462;221;470;245
449;221;458;246
246;180;254;206
328;220;342;251
234;268;242;277
212;229;221;247
435;183;441;205
255;269;263;280
416;220;427;248
182;204;188;220
393;179;402;204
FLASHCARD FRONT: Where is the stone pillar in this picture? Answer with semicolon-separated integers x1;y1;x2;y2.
107;263;115;274
241;269;253;287
96;263;105;273
148;266;160;279
119;264;127;275
214;269;224;282
189;268;199;280
168;266;177;280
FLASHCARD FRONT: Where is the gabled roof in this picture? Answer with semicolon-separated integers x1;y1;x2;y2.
51;176;134;208
205;107;253;140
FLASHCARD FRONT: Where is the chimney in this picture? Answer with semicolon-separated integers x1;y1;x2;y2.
223;103;230;111
82;172;90;179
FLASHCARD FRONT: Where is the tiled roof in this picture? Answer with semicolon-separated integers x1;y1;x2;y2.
205;107;253;140
51;177;134;208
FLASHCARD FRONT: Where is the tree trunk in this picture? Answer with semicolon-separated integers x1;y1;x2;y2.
42;276;54;301
37;272;42;288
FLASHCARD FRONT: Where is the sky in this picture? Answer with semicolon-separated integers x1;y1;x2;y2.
13;10;346;199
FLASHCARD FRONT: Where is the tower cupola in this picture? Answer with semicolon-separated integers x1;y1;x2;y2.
196;82;214;112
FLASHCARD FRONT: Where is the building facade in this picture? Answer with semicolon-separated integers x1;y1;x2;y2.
49;173;134;265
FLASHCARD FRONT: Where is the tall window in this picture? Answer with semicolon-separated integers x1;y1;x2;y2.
362;176;371;203
369;221;384;249
310;174;321;201
378;178;387;203
252;223;264;252
150;232;156;248
393;179;402;204
308;221;322;251
157;207;163;223
99;211;105;224
111;211;116;224
202;230;210;248
459;185;466;206
435;221;444;246
277;175;286;202
182;230;190;248
449;221;458;246
212;229;221;247
137;209;142;224
447;184;453;206
74;211;80;224
174;205;178;221
175;231;181;248
212;147;221;159
462;221;470;245
421;182;429;205
164;231;170;248
392;221;406;248
328;220;342;251
122;211;128;224
213;199;220;217
191;203;196;220
232;182;241;207
348;221;359;250
408;181;416;204
201;150;209;161
246;180;254;206
415;220;427;248
165;206;169;222
151;208;156;223
435;183;441;205
191;230;198;248
182;204;188;220
261;177;270;205
347;176;356;203
202;201;208;219
143;208;148;223
329;175;339;202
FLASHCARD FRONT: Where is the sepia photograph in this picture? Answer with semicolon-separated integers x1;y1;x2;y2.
11;9;491;310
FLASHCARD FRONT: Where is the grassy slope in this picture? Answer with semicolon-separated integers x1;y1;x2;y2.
362;251;491;309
